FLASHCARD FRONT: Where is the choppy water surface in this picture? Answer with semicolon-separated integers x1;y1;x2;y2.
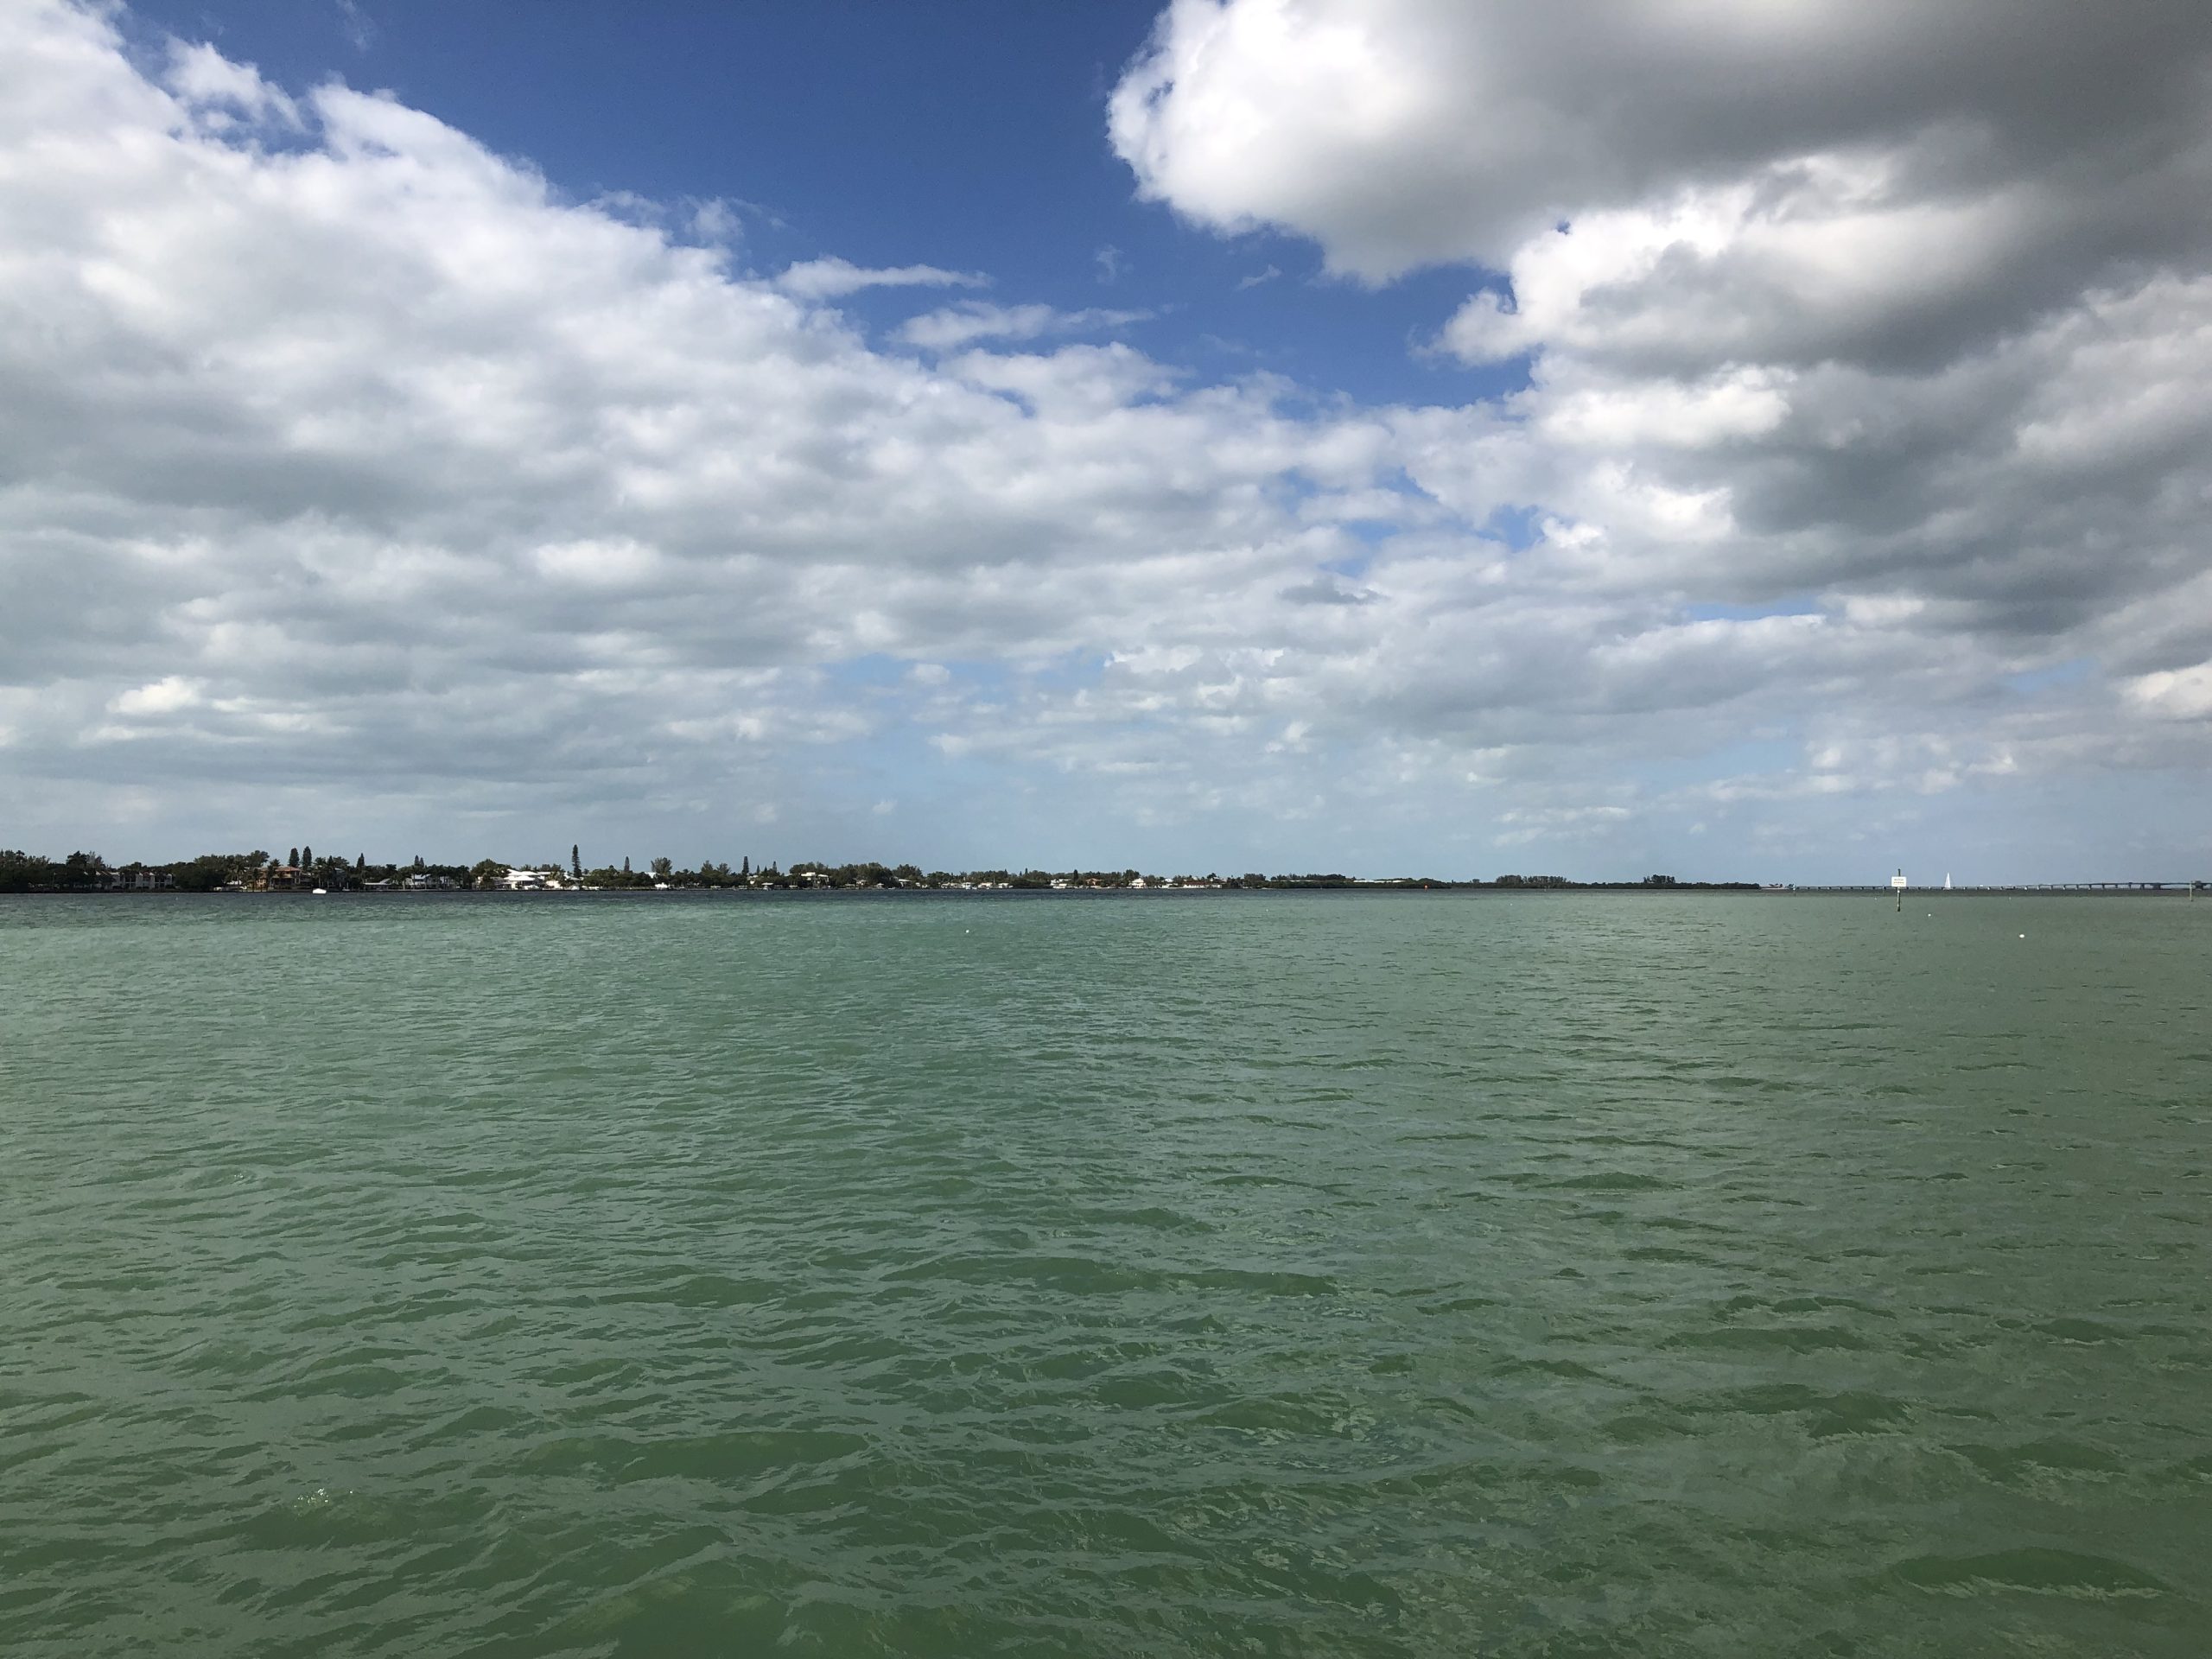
3;892;2208;1656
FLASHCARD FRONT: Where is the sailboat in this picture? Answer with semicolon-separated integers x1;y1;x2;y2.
1943;873;1953;890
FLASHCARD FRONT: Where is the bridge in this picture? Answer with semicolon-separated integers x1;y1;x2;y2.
1771;880;2206;893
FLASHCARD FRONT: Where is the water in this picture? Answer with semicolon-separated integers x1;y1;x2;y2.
3;892;2208;1656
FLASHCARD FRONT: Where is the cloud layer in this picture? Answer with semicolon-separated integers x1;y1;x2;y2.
3;0;2209;876
1107;0;2212;868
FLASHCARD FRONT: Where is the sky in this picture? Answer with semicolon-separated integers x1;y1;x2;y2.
4;0;2211;882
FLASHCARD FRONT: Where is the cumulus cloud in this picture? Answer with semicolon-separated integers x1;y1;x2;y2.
2;0;2208;876
1102;0;2212;870
0;1;1408;859
1112;1;2212;281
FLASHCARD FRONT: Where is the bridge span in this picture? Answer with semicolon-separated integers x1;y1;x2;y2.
1771;880;2205;894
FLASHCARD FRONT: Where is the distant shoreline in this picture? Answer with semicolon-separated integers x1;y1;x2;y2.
6;882;2202;899
13;849;2202;898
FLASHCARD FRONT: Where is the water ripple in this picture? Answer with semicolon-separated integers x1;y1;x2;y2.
3;892;2209;1656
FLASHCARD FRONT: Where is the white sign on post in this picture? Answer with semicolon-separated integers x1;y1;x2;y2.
1891;874;1909;888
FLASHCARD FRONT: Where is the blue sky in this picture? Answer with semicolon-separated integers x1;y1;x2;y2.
4;0;2211;880
119;1;1522;409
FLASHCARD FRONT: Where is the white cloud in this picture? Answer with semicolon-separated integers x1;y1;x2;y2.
774;257;988;301
2125;663;2212;721
1112;1;2212;279
1;0;2208;877
689;198;742;245
1099;0;2212;860
1529;365;1791;451
163;41;299;129
110;676;205;716
898;302;1153;351
334;0;373;54
528;538;663;588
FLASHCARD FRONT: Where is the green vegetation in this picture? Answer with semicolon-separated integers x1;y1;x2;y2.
0;850;67;892
0;846;1761;893
2;849;273;893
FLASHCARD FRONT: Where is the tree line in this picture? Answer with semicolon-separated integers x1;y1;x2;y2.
3;846;1757;895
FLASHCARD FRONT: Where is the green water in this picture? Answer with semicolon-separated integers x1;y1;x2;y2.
2;892;2208;1657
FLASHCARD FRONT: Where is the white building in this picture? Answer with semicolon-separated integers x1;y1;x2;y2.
105;869;174;891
